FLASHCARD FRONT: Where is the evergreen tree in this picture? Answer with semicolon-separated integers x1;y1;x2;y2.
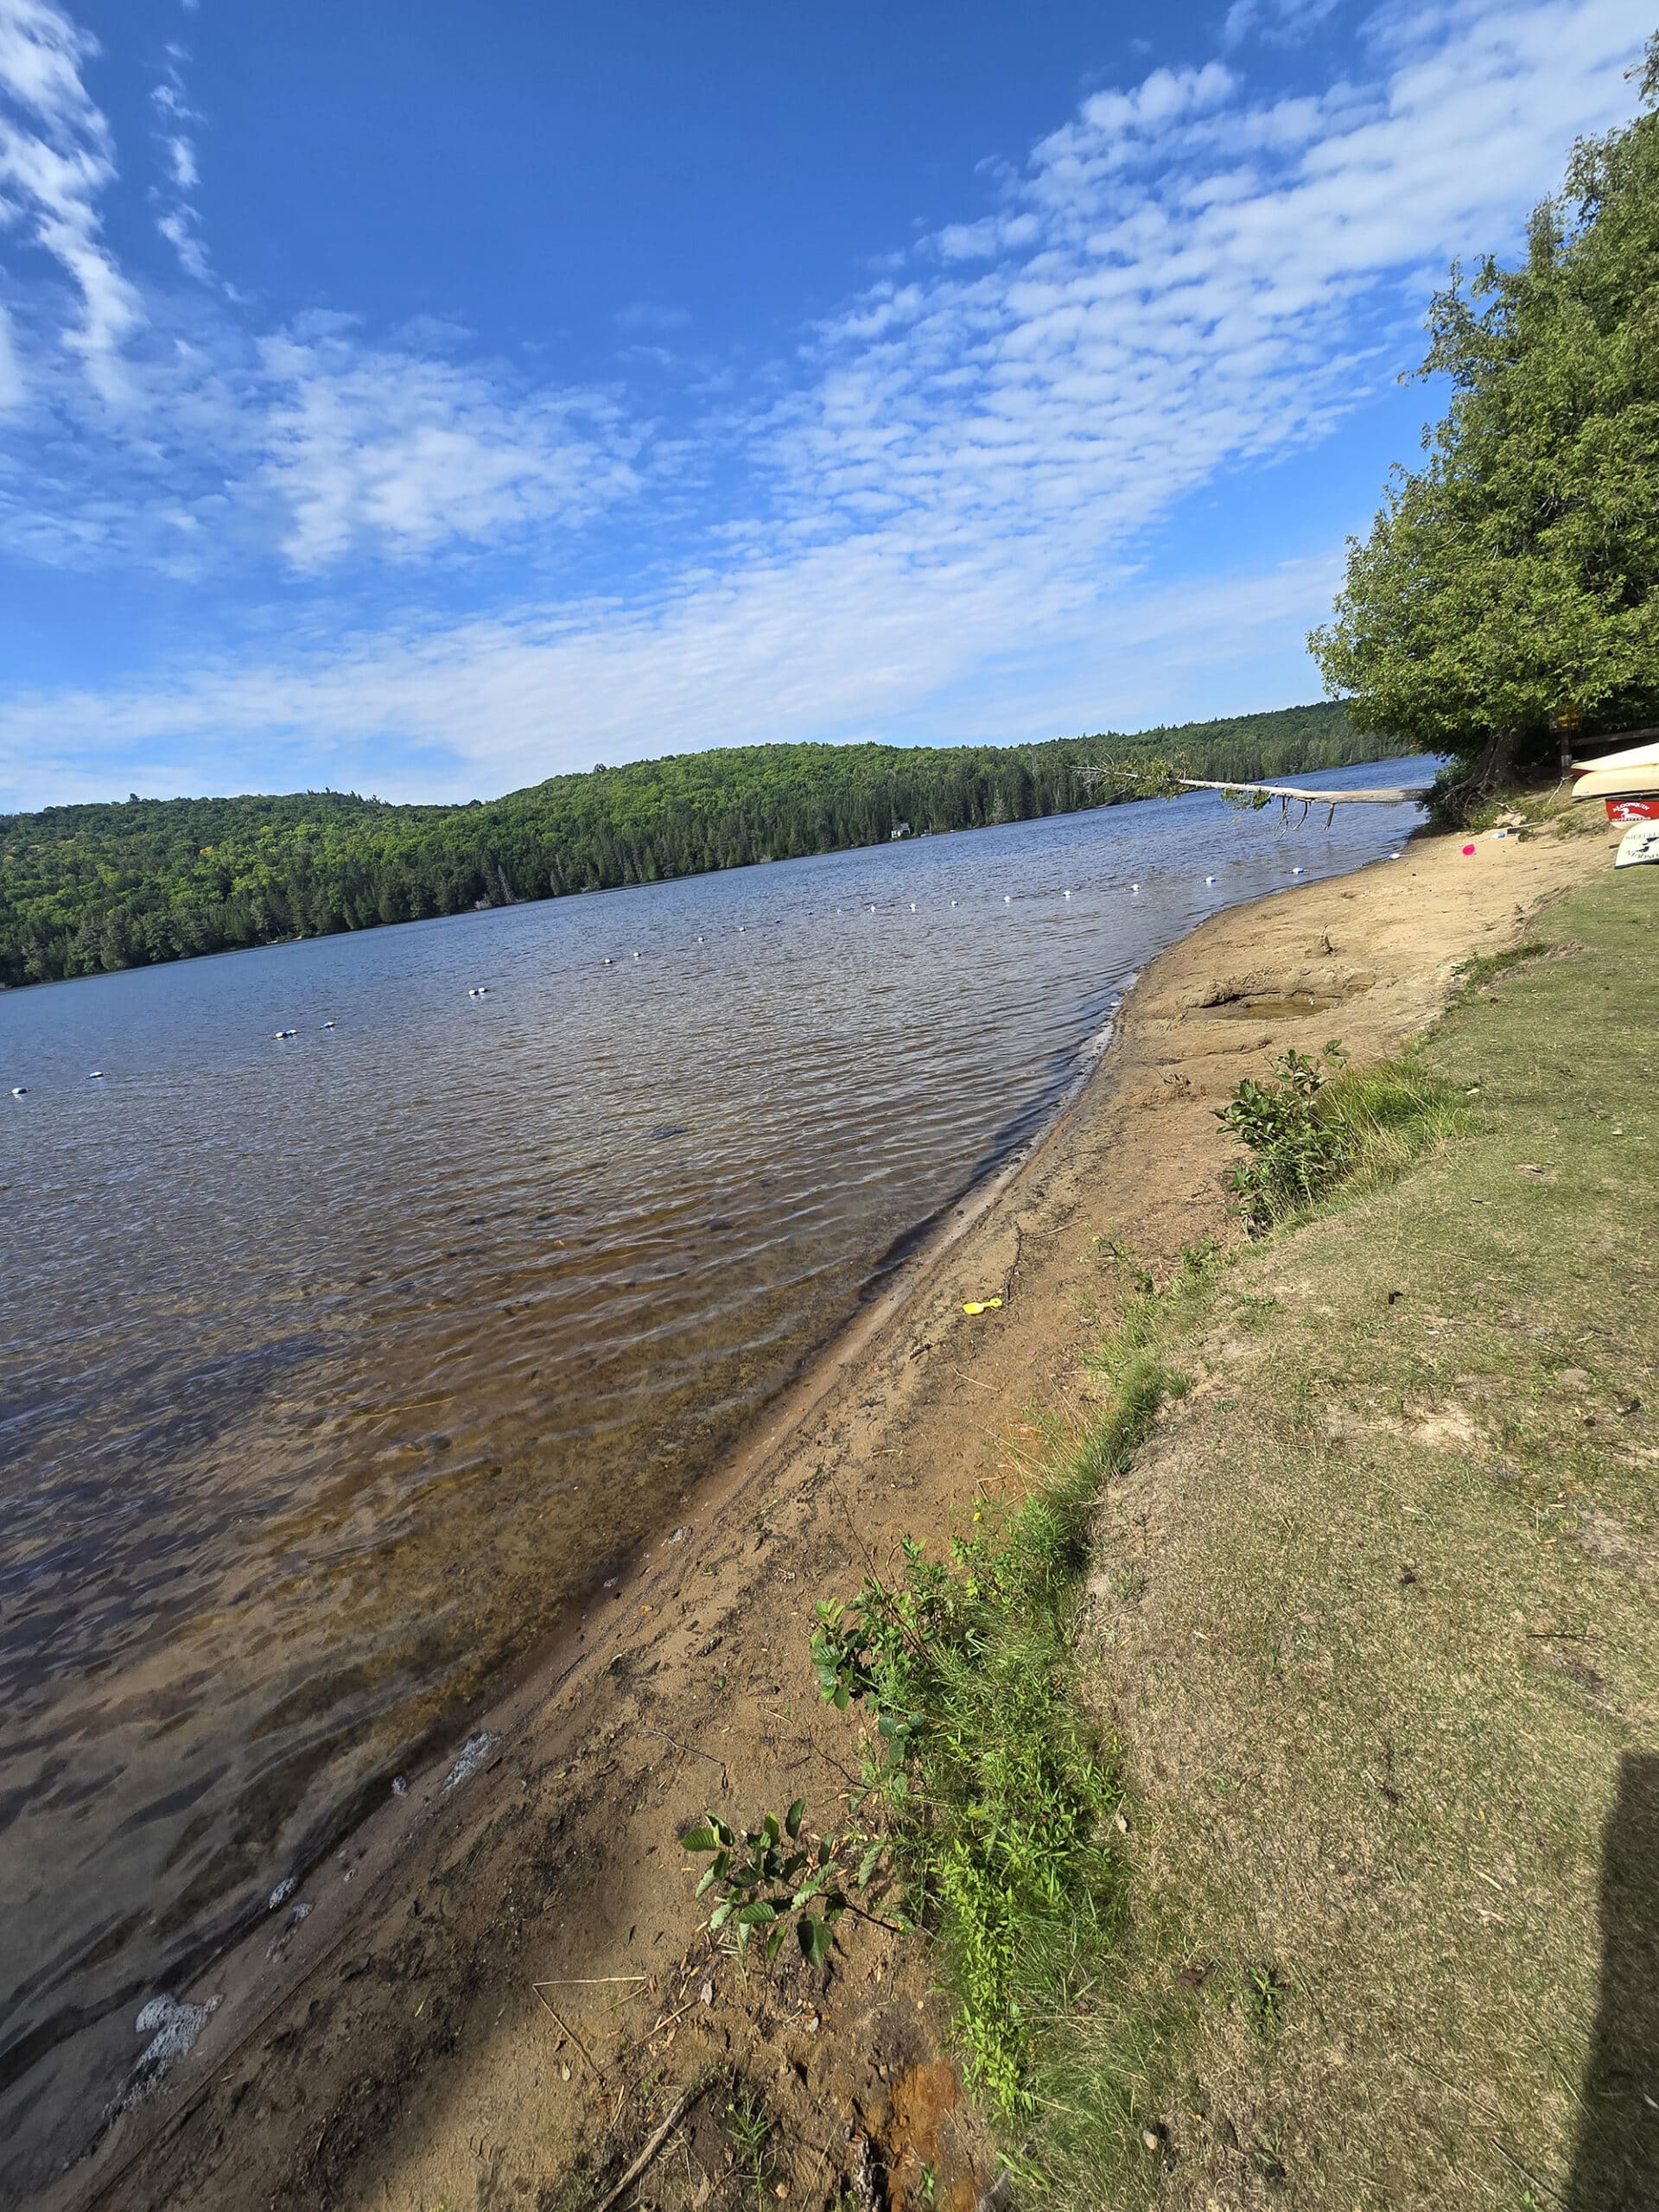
1312;38;1659;813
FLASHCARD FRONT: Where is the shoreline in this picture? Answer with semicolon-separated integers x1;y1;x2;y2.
36;929;1135;2212
34;811;1602;2212
3;774;1413;2199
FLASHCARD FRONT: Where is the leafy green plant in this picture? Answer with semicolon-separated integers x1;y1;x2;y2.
806;1315;1193;2120
1218;1046;1468;1231
680;1801;849;1967
1217;1046;1352;1231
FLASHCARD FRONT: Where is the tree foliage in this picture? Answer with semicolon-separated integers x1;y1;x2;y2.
1311;38;1659;810
0;702;1407;988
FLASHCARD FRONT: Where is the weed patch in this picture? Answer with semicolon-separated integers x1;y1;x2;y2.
1452;938;1551;987
1217;1043;1467;1230
804;1274;1207;2118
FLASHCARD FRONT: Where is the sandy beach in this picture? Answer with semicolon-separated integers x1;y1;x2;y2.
43;815;1607;2212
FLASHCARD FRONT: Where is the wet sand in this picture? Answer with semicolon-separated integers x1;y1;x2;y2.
38;817;1605;2212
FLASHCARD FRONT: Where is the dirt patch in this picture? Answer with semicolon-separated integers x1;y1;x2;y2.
48;822;1602;2212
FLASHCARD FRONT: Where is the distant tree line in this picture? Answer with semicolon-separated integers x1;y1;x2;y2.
0;703;1413;988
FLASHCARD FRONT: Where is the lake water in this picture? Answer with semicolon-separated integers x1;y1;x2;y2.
0;762;1430;2177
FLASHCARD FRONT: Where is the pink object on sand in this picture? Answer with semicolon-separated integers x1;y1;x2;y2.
1461;842;1477;855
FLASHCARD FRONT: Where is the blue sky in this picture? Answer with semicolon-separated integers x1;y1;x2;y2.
0;0;1648;809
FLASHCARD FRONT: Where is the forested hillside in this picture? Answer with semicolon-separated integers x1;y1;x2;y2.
0;702;1412;987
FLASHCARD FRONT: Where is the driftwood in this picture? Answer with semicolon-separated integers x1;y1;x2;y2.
1073;760;1420;828
1173;777;1416;804
1173;775;1420;830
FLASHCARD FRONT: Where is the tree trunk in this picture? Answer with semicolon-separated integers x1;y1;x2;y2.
1438;726;1522;822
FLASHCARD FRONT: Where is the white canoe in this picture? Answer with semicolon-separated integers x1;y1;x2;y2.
1571;763;1659;802
1571;737;1659;779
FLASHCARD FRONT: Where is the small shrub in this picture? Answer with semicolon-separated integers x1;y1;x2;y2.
1217;1047;1351;1230
1218;1046;1469;1231
680;1802;853;1967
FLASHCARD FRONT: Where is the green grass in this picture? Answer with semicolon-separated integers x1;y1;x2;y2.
723;2081;777;2212
810;1324;1198;2120
810;865;1656;2205
1451;938;1552;987
1019;866;1659;2206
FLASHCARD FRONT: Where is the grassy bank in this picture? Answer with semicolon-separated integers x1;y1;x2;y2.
801;862;1656;2203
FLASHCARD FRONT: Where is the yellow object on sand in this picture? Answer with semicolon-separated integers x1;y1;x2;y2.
963;1298;1004;1315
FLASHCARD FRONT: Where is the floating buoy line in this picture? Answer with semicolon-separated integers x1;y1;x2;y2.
24;851;1392;1095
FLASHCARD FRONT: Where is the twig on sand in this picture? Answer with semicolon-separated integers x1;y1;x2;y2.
950;1365;1001;1394
593;2074;717;2212
535;1975;649;1989
533;1989;607;2083
639;1725;730;1796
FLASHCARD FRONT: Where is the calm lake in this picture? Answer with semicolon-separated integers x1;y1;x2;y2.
0;761;1430;2171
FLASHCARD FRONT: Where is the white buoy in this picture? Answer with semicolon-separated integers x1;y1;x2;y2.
88;1071;105;1079
273;1029;296;1039
1064;889;1072;899
1291;866;1303;876
603;957;613;966
950;899;958;908
633;951;641;960
909;902;917;913
1205;875;1217;886
1003;894;1012;905
322;1019;336;1028
10;1085;25;1096
868;905;875;913
738;926;745;933
1130;884;1140;893
697;934;704;942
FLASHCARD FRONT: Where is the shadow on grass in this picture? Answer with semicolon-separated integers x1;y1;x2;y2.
1567;1752;1659;2209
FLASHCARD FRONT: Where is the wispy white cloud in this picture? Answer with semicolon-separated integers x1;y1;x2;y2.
149;38;212;283
0;1;646;570
0;546;1346;810
614;301;691;333
1224;0;1344;50
255;328;644;568
0;300;24;408
0;0;142;403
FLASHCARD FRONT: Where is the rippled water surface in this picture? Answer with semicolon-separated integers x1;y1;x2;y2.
0;763;1428;2167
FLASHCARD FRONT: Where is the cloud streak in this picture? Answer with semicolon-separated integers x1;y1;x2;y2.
149;38;212;284
0;0;142;403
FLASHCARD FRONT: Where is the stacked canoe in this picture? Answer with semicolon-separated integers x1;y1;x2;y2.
1571;732;1659;868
